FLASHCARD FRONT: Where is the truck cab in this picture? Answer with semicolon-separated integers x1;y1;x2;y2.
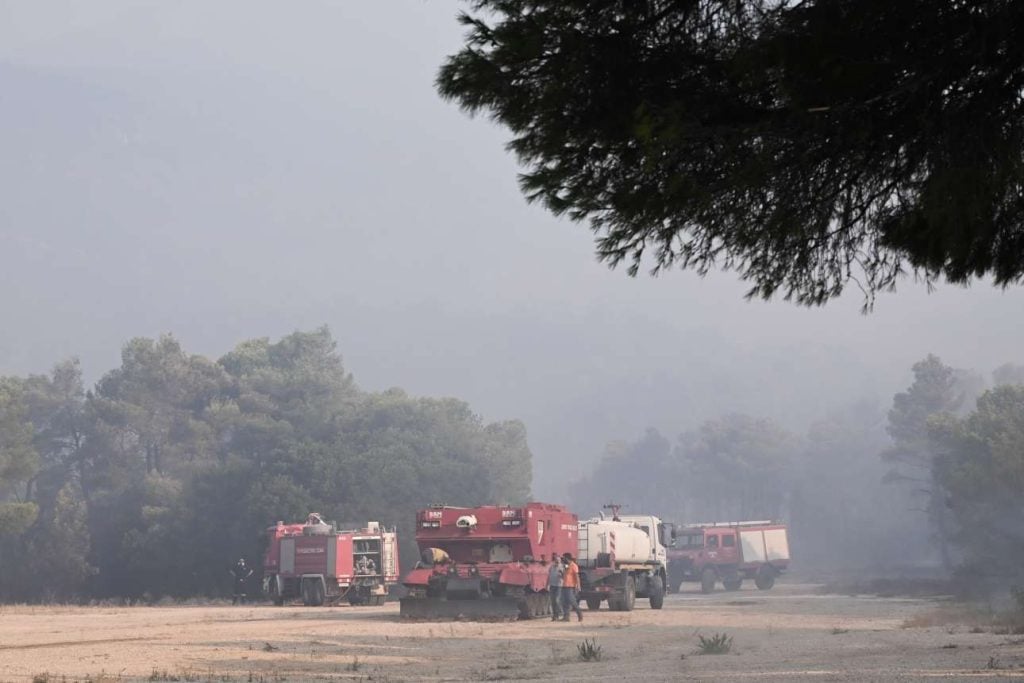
576;510;671;611
667;520;789;594
615;514;671;568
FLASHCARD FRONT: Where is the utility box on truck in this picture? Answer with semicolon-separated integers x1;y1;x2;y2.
576;507;673;611
667;520;789;593
263;513;399;606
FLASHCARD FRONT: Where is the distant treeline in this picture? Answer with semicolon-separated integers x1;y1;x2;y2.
0;327;530;602
571;357;1024;585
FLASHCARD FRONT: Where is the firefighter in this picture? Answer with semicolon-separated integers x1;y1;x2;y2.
547;553;564;621
419;547;450;566
230;558;253;605
356;555;377;575
560;552;583;622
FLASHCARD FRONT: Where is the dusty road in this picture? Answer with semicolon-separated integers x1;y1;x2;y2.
2;582;1023;682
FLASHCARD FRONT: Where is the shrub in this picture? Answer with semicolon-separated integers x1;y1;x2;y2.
577;638;603;662
697;632;733;655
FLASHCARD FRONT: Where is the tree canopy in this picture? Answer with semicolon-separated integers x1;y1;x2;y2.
930;385;1024;581
0;328;532;601
438;0;1024;305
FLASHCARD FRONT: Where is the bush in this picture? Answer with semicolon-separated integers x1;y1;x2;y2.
577;638;603;662
697;632;733;655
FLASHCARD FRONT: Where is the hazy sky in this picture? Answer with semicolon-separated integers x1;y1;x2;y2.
2;1;1022;500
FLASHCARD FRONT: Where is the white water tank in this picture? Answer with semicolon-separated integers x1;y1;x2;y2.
578;519;653;567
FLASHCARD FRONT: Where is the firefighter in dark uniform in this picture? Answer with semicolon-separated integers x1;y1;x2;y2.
230;558;253;604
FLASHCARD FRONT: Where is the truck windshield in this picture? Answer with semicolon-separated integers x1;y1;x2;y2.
679;533;703;548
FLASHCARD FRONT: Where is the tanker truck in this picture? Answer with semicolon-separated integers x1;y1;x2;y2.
576;505;673;611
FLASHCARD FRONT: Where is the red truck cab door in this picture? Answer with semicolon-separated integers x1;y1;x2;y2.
718;531;740;564
704;533;719;562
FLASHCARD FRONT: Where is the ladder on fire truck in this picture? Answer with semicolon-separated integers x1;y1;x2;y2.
578;520;589;562
683;520;778;528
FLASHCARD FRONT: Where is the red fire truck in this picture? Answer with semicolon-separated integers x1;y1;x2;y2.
263;513;399;606
667;520;790;593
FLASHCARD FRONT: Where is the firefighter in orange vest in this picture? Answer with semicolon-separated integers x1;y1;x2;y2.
560;552;583;622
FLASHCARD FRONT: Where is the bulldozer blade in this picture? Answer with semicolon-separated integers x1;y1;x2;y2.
399;597;522;622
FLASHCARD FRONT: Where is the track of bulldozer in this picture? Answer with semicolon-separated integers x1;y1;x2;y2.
399;591;554;621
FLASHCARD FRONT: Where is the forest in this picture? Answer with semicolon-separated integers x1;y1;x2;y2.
0;327;530;601
570;356;1024;585
3;326;1023;602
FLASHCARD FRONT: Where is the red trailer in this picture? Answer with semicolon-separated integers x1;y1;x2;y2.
667;520;790;593
400;502;578;620
263;514;399;606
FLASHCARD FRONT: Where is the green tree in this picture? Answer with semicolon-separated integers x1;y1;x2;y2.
20;360;88;510
93;336;227;475
993;363;1024;387
7;483;92;601
335;389;533;561
0;327;534;600
930;385;1024;580
0;377;39;536
439;1;1024;305
569;428;678;519
883;355;977;568
679;415;796;521
570;416;794;524
790;401;932;570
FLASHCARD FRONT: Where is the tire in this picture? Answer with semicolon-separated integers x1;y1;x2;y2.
269;576;285;606
700;568;717;594
755;569;775;590
307;579;326;606
622;575;636;611
586;597;602;610
723;574;742;591
648;575;665;610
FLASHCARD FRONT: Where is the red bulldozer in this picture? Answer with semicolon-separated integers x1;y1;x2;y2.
400;502;578;620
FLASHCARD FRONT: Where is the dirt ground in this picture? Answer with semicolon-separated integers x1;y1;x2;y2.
3;581;1024;682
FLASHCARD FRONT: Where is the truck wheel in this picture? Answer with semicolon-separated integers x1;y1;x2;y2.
723;573;742;591
622;575;636;611
755;569;775;590
586;597;602;610
269;576;285;606
306;579;325;606
648;575;665;610
700;568;716;594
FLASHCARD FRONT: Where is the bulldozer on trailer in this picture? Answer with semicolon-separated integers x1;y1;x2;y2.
262;513;399;606
399;502;578;620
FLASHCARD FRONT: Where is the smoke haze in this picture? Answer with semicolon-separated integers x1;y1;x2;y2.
2;1;1023;502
